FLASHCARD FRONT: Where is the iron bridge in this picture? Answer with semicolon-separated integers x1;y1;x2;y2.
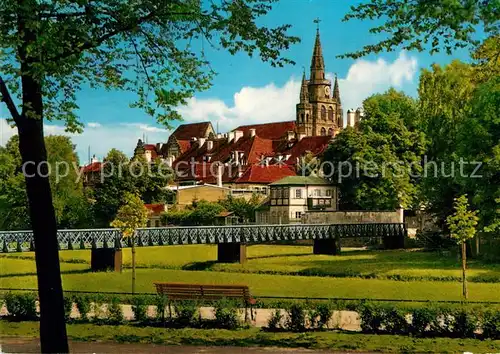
0;223;406;253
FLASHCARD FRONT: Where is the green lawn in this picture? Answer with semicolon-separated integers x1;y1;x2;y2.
2;267;500;301
3;245;499;282
2;245;500;301
2;321;499;353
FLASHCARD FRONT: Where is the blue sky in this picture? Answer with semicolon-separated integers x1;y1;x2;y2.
0;0;475;163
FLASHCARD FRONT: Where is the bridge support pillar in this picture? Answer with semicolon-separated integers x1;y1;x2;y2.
313;236;341;255
217;243;246;263
383;226;406;249
91;248;122;272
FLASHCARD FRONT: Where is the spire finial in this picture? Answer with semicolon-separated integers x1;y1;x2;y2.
313;17;321;31
310;20;325;81
333;73;341;103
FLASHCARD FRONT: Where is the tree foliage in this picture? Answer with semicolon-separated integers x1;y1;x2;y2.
447;194;479;244
341;0;499;58
0;0;299;130
0;135;92;230
110;192;149;237
220;194;263;222
419;59;499;232
92;149;174;227
323;89;426;210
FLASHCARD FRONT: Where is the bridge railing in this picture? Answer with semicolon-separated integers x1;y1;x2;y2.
0;223;406;253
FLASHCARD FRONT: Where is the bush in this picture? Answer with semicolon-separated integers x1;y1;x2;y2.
63;295;73;321
154;295;168;322
315;302;333;329
74;294;91;321
285;303;306;332
451;308;477;338
384;307;410;334
107;297;124;325
4;292;38;321
410;307;436;336
266;309;283;331
131;296;149;323
90;294;107;322
358;302;384;333
483;309;500;339
213;298;239;329
174;301;198;327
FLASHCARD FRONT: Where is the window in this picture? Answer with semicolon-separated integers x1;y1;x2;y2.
295;211;302;219
328;128;333;136
300;113;304;122
283;188;289;198
321;106;326;120
328;106;334;121
155;220;160;227
295;189;302;199
277;188;282;198
320;127;326;136
326;189;331;197
306;114;309;121
271;188;276;198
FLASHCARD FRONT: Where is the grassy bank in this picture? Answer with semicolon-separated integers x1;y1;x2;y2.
2;267;500;301
2;321;499;353
3;245;499;283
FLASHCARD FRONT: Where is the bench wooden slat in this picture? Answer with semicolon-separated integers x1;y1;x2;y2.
154;282;254;305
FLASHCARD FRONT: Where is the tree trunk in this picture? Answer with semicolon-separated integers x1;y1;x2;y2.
12;1;68;350
132;236;136;294
461;242;468;300
17;117;69;352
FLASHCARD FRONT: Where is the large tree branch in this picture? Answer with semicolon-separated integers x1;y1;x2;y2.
48;10;198;64
0;76;21;123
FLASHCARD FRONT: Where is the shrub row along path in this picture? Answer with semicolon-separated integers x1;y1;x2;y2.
0;338;338;354
0;304;362;331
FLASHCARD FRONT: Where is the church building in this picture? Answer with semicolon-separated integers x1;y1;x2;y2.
296;29;343;137
132;29;362;190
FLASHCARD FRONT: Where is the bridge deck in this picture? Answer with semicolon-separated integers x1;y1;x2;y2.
0;223;406;253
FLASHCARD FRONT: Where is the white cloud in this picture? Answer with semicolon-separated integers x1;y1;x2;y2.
87;122;101;128
333;51;418;118
120;123;168;133
0;118;17;146
178;79;300;133
177;51;417;129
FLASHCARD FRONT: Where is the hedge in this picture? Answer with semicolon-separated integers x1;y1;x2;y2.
1;293;499;339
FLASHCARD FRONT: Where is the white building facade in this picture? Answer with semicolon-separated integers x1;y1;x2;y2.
257;175;338;224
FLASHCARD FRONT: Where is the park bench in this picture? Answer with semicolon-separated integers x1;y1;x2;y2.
154;282;256;321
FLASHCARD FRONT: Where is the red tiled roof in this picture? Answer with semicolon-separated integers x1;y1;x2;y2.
144;204;166;215
177;140;191;153
284;136;332;165
233;121;296;140
143;144;156;151
176;162;239;184
81;162;103;173
172;122;212;140
235;165;296;184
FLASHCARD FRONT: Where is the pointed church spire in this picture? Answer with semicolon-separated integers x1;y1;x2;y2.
300;69;308;102
333;74;341;103
310;26;325;82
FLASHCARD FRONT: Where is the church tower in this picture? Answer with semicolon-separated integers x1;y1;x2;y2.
296;27;343;136
296;70;313;136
